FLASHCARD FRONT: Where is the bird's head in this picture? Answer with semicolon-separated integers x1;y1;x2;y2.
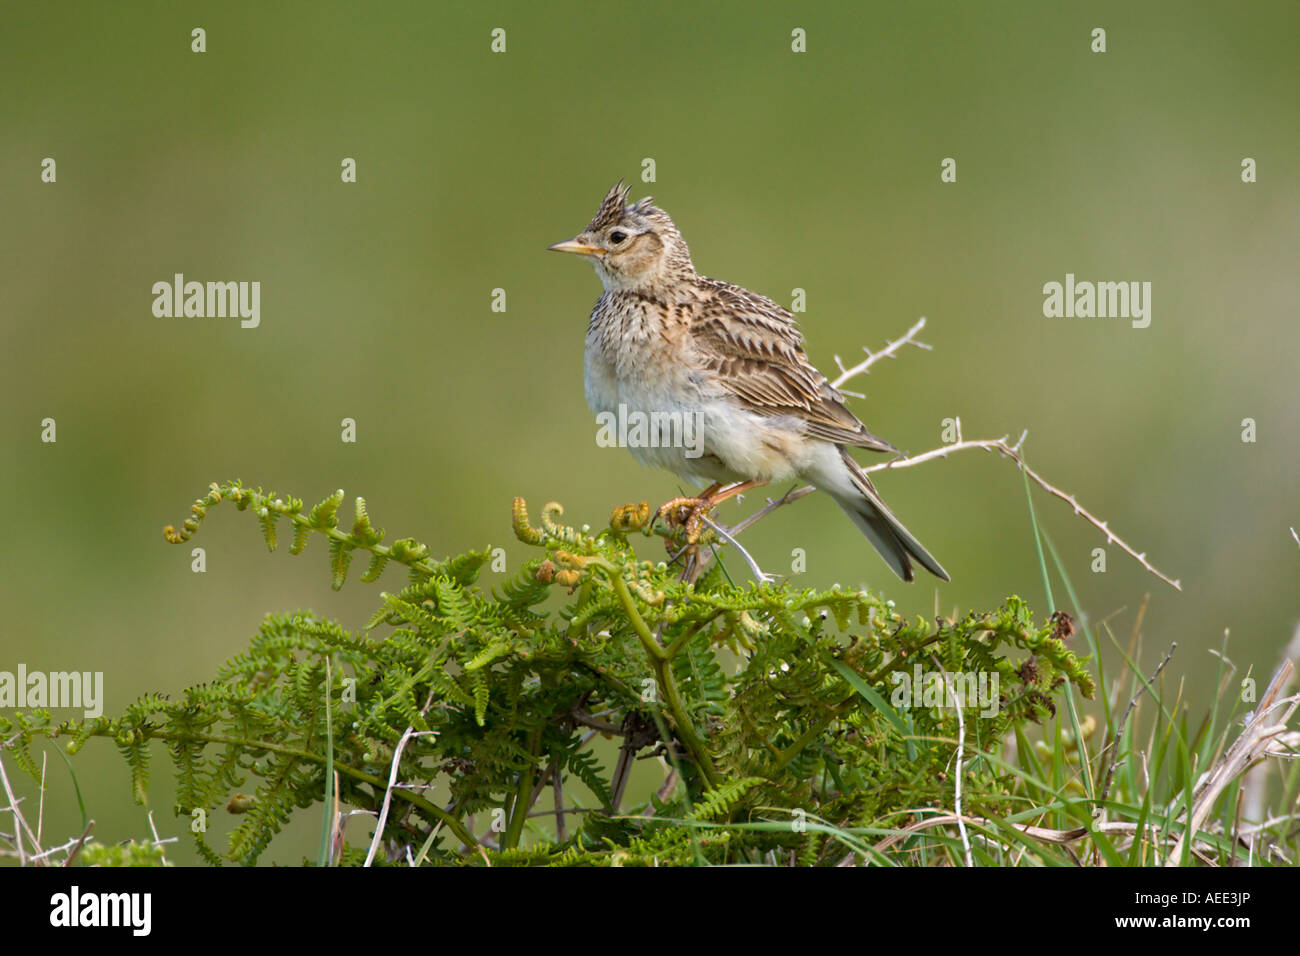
548;181;695;293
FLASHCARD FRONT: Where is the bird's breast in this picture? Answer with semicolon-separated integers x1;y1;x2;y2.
584;296;697;414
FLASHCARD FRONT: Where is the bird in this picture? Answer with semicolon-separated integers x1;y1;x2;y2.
547;182;948;583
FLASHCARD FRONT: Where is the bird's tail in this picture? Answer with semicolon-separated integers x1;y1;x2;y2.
814;448;949;583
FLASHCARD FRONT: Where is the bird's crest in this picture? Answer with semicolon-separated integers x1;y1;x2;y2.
586;180;660;232
587;181;631;232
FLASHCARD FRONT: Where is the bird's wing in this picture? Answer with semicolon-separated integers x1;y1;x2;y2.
689;279;898;453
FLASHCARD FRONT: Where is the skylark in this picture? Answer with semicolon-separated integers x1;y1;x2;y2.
548;183;948;582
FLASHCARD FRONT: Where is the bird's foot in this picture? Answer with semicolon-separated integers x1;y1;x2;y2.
652;480;769;547
651;495;715;545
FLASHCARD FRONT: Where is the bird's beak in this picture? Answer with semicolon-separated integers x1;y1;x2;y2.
547;237;603;257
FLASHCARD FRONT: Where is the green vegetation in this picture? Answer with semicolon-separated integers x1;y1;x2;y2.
1;481;1294;866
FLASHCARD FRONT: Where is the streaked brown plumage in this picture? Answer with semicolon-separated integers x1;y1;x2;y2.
548;182;948;582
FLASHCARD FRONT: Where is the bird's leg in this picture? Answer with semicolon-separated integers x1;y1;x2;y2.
682;479;767;544
653;480;767;545
652;482;722;542
705;479;767;507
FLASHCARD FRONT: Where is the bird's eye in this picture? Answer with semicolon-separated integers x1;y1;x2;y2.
609;231;627;244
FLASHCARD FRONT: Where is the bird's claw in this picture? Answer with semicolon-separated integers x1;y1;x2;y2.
652;495;714;545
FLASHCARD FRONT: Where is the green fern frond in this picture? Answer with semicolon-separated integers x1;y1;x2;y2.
309;489;345;530
686;776;765;821
8;484;1106;867
360;553;389;583
328;537;354;591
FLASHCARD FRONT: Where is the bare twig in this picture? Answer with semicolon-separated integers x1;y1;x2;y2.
21;831;89;865
944;668;974;867
728;485;816;538
145;809;177;864
1099;642;1178;802
867;426;1181;590
365;681;440;867
61;821;95;868
0;755;40;865
721;430;1181;592
831;316;932;398
365;726;438;867
699;514;776;584
723;425;1180;592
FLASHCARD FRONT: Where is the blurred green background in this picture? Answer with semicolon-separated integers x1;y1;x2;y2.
2;1;1296;863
